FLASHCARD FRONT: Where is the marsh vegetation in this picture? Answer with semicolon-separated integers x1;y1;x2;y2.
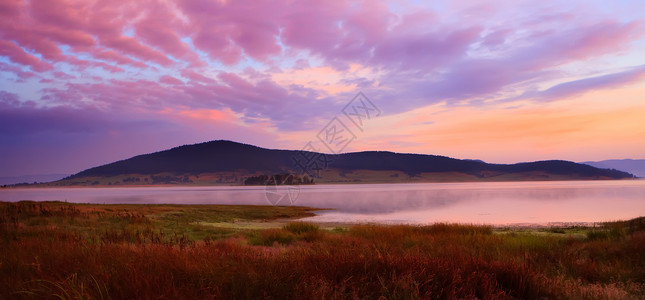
1;201;644;299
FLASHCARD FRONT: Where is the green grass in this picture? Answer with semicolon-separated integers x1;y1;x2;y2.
1;201;644;299
0;201;317;244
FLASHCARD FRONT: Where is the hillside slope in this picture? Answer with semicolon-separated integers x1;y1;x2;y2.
55;140;634;186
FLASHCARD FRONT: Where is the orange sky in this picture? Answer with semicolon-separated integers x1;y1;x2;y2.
280;81;645;163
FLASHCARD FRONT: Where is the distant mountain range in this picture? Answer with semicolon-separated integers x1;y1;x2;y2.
582;159;645;178
35;140;635;186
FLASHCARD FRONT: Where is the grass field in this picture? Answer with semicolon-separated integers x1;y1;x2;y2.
1;201;644;299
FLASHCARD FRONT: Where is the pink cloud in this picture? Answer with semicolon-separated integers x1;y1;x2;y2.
92;61;125;73
28;0;88;30
0;25;65;61
178;0;261;64
99;35;173;67
191;28;243;66
37;27;95;50
218;72;254;90
93;49;146;68
1;0;642;82
133;5;203;66
181;70;217;84
159;75;184;85
373;26;481;71
38;71;328;130
0;40;53;72
0;62;37;80
279;1;347;52
0;0;22;18
53;71;74;80
0;0;179;72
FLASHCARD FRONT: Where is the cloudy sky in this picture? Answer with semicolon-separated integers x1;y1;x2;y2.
1;0;645;177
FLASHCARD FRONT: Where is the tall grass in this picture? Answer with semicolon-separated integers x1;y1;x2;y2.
1;201;644;299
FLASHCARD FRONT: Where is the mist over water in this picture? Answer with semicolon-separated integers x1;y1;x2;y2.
2;180;644;226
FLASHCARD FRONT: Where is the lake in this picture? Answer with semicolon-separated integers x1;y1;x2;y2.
1;180;644;226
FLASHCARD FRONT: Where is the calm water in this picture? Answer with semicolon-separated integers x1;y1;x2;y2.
1;180;644;226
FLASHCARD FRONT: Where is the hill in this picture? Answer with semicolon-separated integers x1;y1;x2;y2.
48;140;634;186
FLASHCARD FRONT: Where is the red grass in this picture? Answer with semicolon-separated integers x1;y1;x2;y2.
1;202;644;299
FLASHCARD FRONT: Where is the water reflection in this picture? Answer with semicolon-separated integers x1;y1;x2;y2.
1;180;644;225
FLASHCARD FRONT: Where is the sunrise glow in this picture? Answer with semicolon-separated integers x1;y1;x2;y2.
1;0;644;176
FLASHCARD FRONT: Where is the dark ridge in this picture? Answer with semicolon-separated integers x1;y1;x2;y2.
69;140;297;177
66;140;635;180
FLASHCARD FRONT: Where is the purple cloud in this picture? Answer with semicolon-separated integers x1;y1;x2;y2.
1;0;645;177
529;66;645;101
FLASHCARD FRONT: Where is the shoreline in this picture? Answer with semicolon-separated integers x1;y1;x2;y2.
2;176;642;189
1;200;641;231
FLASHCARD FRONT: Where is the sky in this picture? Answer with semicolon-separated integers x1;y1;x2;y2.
1;0;645;178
